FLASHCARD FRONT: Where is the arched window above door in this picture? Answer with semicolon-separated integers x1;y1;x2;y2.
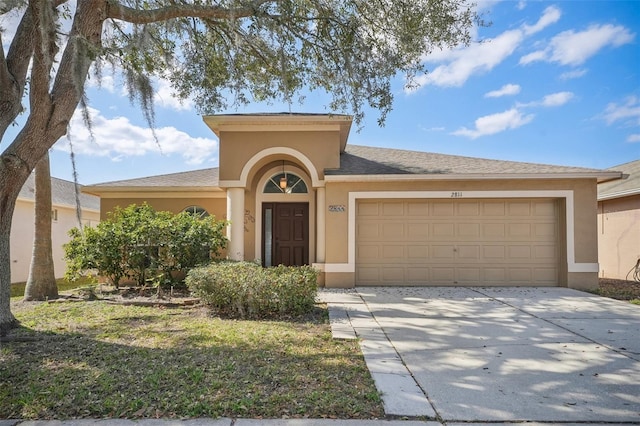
264;172;308;194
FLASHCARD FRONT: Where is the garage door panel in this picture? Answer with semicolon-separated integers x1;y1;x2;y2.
482;201;506;216
382;267;405;282
482;223;506;238
534;245;557;259
431;267;455;283
407;202;429;216
457;268;481;283
483;245;506;259
457;201;480;216
458;223;481;237
407;223;429;239
407;267;429;282
357;222;380;239
382;245;405;260
407;245;429;258
457;245;480;260
484;268;507;283
432;245;455;259
356;199;560;286
358;202;380;216
432;202;454;216
357;244;380;262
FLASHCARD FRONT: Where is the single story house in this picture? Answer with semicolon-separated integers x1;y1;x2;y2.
84;113;622;290
13;174;100;283
597;159;640;280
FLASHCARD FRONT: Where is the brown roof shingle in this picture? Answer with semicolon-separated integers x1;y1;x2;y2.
327;145;617;177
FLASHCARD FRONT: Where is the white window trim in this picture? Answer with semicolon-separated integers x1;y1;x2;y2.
320;190;598;274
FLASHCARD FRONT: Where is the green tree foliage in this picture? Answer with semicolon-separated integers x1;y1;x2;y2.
0;0;479;332
64;204;227;288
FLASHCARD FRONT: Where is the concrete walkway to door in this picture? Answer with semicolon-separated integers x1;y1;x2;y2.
320;287;640;423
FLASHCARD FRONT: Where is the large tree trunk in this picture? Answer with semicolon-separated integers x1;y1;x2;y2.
0;0;106;334
0;183;19;336
24;152;58;301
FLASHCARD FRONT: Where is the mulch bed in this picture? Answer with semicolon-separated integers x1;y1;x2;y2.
598;278;640;300
52;285;201;307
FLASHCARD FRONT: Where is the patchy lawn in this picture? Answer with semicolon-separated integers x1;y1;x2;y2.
0;301;383;420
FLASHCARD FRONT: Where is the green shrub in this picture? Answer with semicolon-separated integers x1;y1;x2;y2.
64;203;227;288
186;262;318;319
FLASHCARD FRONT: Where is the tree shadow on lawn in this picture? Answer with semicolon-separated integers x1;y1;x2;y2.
0;307;383;420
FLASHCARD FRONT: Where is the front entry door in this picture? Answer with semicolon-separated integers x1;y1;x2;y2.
262;203;309;267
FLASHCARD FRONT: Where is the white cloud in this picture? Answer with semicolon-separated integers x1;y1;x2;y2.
560;68;588;80
54;107;217;165
601;96;640;126
523;6;561;36
452;108;534;139
519;24;634;66
627;134;640;143
541;91;574;107
415;29;523;88
410;6;560;91
485;84;521;98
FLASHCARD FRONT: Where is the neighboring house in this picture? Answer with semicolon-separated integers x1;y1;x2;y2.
597;159;640;280
84;113;622;290
12;174;101;283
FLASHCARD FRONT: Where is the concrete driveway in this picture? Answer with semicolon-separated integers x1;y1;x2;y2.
323;287;640;423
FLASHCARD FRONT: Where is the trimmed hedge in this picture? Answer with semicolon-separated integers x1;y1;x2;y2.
186;262;318;319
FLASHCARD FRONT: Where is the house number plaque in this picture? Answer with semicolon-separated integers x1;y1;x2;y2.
329;205;346;212
450;191;464;198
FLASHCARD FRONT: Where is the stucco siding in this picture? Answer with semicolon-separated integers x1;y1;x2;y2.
598;195;640;279
11;201;100;284
219;131;341;182
99;198;227;221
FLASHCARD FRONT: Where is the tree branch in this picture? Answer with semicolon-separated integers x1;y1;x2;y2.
105;0;273;24
0;7;35;141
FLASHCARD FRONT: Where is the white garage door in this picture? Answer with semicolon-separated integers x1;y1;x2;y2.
356;199;560;286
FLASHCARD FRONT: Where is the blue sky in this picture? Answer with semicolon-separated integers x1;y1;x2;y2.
2;0;639;185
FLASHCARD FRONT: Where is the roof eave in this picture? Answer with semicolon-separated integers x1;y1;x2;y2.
83;186;224;195
325;171;624;183
598;188;640;201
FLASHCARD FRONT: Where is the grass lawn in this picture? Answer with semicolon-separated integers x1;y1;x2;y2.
0;300;383;420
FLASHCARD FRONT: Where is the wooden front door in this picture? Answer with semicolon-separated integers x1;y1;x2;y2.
262;203;309;267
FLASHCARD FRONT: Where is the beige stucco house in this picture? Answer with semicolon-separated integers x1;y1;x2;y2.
597;159;640;280
12;174;100;283
84;113;623;290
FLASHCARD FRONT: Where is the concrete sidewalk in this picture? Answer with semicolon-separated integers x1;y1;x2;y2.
323;287;640;423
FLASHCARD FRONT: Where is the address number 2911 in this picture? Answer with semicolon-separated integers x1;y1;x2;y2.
450;191;463;198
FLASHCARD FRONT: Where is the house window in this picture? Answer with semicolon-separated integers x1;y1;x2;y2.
182;205;209;218
264;173;308;194
51;209;58;221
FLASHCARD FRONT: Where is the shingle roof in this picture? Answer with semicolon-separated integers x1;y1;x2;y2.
85;146;621;192
18;174;100;211
88;168;219;188
326;145;618;178
597;159;640;200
